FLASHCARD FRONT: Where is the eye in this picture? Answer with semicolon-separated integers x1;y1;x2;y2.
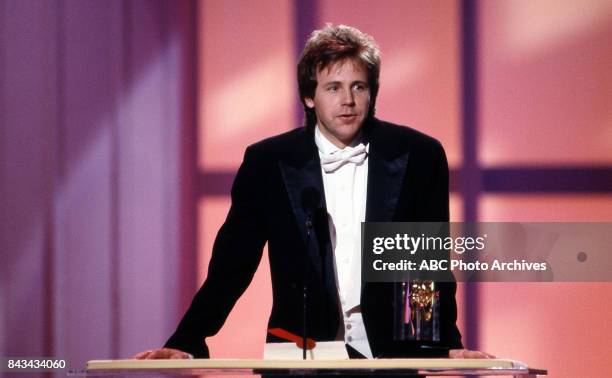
327;85;338;92
353;83;367;92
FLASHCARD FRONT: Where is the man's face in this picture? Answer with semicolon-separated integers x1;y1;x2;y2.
305;59;371;148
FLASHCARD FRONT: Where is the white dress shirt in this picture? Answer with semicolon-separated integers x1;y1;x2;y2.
314;126;373;358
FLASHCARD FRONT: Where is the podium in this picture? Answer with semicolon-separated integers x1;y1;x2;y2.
76;359;547;377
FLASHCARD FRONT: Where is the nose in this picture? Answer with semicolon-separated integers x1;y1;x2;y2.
341;88;355;106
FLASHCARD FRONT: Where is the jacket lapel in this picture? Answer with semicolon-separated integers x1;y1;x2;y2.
365;125;411;222
278;128;329;278
279;129;342;337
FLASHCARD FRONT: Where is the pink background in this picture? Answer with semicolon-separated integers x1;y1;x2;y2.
1;1;611;377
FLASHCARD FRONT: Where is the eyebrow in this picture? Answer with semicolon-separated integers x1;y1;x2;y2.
322;80;368;87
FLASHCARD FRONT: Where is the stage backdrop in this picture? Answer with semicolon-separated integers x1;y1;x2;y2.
1;1;611;378
0;0;197;372
195;2;612;378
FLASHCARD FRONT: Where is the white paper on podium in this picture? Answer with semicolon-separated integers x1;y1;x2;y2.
264;341;349;360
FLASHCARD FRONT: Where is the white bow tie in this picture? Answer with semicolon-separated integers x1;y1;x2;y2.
320;143;368;173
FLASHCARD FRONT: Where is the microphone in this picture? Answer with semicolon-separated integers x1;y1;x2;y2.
299;187;321;359
300;187;321;232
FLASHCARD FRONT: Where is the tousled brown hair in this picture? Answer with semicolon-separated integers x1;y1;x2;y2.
297;24;381;128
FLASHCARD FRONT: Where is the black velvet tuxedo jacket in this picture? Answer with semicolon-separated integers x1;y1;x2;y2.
165;118;463;358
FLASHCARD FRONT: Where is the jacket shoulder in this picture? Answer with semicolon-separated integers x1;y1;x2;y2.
242;127;312;163
370;119;445;157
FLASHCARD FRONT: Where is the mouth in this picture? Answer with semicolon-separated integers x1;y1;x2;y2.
337;114;358;124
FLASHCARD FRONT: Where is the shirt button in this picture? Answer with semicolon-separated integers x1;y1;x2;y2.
347;336;353;342
346;324;352;330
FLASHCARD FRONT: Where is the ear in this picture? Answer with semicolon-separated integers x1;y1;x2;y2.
304;97;315;109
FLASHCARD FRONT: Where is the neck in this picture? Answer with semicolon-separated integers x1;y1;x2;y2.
315;125;362;150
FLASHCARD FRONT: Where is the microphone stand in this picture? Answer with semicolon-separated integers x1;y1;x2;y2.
303;214;313;360
300;187;320;360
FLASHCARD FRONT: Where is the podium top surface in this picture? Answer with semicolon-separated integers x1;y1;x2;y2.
81;358;547;376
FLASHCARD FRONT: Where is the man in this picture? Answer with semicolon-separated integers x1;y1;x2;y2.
136;24;491;360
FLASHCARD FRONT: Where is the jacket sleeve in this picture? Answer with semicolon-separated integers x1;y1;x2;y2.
165;146;268;357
